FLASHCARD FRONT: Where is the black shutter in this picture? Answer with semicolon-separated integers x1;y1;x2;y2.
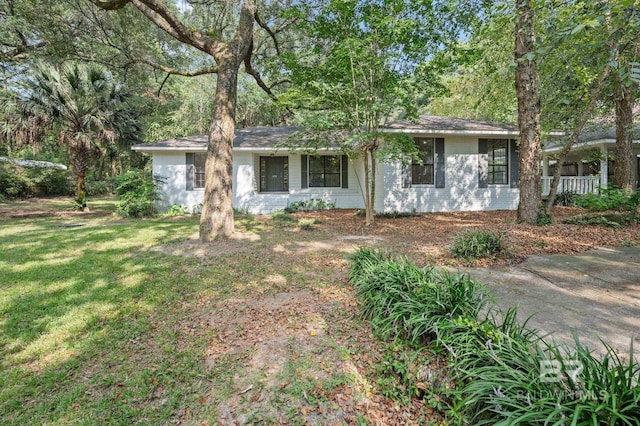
341;155;349;188
186;153;194;191
401;161;412;188
478;139;488;189
301;155;308;189
259;156;266;192
435;138;445;188
283;156;289;191
509;139;519;188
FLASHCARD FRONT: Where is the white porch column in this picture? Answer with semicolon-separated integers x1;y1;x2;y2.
542;153;549;176
600;145;608;189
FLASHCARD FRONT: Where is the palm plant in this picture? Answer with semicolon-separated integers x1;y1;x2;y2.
3;62;138;209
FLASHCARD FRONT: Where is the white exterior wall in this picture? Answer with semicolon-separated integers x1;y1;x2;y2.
152;151;205;212
235;150;366;214
378;135;519;213
149;135;520;215
151;149;367;214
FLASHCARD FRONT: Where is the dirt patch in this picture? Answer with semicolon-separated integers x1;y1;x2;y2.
284;208;640;266
153;232;261;258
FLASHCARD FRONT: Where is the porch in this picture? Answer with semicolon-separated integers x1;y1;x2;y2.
541;176;601;196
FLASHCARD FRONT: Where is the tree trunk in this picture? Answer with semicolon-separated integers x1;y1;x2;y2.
363;148;373;226
614;77;634;191
199;58;241;242
515;0;542;224
76;172;87;210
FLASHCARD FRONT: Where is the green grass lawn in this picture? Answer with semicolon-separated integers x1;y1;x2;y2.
0;198;261;424
1;198;401;425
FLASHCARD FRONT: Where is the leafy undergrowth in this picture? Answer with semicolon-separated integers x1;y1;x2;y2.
348;248;640;424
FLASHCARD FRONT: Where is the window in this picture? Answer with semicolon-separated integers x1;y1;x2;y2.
309;155;341;187
193;153;206;189
487;139;508;185
412;138;435;185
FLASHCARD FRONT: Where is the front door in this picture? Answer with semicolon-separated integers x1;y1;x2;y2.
260;156;288;192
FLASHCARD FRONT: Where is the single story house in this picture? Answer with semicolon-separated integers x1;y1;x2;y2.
134;116;640;214
133;115;529;214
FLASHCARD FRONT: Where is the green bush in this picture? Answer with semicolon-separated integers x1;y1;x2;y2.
85;178;114;196
114;170;163;218
0;163;73;198
165;204;189;216
575;187;640;212
554;190;577;207
285;198;336;213
563;211;638;228
348;249;486;346
347;248;640;424
450;230;506;262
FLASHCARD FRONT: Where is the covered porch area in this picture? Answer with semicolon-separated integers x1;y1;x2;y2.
542;131;640;195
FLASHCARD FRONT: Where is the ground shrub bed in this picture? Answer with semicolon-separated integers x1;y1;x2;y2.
348;248;640;424
450;230;507;263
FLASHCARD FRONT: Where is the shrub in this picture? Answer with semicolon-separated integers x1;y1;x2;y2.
298;218;317;230
165;204;189;216
537;211;553;226
347;249;640;424
348;249;486;346
85;179;114;196
285;198;336;213
575;187;640;212
554;190;577;207
450;230;506;262
563;211;638;228
114;170;163;218
0;163;73;198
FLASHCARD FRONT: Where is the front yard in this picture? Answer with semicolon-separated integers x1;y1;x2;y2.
1;197;639;424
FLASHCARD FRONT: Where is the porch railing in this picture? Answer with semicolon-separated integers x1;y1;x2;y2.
541;176;600;196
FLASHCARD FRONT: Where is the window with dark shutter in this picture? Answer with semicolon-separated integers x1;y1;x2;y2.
412;138;435;185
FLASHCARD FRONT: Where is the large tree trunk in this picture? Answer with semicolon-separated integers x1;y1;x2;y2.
199;58;241;242
515;0;542;224
614;76;634;191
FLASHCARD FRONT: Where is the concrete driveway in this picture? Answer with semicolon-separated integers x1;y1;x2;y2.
463;247;640;361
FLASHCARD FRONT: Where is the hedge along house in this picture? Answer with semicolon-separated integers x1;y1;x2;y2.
132;115;524;214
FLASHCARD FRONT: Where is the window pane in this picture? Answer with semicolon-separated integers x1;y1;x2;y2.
325;156;340;173
325;173;340;187
309;156;324;173
194;153;206;189
411;138;435;184
487;140;509;185
308;155;341;187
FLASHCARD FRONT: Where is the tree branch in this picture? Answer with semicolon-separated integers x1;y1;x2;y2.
254;10;280;55
127;57;218;76
88;0;130;10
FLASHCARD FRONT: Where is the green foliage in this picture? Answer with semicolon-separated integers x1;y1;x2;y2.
450;230;506;262
0;163;73;199
575;187;640;212
354;209;417;218
85;179;114;196
165;204;189;217
348;249;486;347
554;190;577;207
536;211;553;226
297;218;318;230
375;345;428;405
285;198;336;213
114;169;163;218
347;248;640;424
563;212;638;228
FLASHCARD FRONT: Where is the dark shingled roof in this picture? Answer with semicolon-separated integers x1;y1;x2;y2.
385;115;517;134
133;116;526;152
132;126;305;151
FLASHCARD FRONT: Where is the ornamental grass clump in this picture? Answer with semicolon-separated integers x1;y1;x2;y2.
347;247;640;424
348;248;486;347
450;230;506;262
